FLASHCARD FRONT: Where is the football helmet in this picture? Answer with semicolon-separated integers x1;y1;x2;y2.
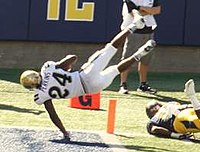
146;101;162;119
20;70;41;89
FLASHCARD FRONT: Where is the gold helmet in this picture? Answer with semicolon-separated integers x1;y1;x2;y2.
20;70;41;89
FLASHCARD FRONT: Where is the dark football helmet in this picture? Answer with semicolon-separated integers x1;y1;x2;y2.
146;100;162;119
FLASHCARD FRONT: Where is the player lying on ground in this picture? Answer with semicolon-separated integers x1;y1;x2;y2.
20;16;156;141
146;79;200;139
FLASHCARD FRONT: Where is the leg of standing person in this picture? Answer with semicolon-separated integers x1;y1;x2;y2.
136;34;157;94
119;0;161;94
119;33;157;94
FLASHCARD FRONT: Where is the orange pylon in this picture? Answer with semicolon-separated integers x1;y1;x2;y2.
107;99;116;134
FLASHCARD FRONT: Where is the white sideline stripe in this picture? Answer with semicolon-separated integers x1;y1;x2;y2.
0;125;128;152
100;132;128;152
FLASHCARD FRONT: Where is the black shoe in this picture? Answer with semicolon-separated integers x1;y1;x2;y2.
137;83;157;94
118;83;129;94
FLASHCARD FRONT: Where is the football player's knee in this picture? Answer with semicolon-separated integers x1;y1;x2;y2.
91;81;105;92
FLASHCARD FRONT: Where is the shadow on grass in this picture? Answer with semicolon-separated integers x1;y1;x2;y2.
50;138;174;152
116;132;200;142
115;133;200;151
124;145;176;152
0;103;45;115
132;93;188;104
124;145;178;152
50;139;109;147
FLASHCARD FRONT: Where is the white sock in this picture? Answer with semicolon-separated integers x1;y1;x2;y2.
127;23;136;33
189;95;200;110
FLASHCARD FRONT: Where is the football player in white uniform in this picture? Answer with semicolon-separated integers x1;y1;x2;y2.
20;15;156;141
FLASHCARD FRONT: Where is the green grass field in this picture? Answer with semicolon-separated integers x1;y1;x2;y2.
1;69;200;152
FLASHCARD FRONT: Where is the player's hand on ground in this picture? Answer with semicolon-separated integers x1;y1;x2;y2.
171;132;193;140
63;132;71;142
184;79;196;97
179;133;194;140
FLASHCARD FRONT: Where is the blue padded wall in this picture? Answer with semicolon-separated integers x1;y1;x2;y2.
28;0;108;42
105;0;123;42
0;0;200;45
0;0;29;40
184;0;200;45
154;0;186;45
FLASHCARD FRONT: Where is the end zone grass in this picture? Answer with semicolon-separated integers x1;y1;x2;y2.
1;69;200;152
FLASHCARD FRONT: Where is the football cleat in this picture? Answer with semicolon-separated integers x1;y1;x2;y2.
133;39;156;61
20;70;41;89
118;83;129;94
184;79;196;96
137;83;157;94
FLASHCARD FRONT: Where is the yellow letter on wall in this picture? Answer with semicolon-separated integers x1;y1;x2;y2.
47;0;60;20
65;0;95;21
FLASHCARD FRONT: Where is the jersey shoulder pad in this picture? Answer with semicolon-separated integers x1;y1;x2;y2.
41;61;56;72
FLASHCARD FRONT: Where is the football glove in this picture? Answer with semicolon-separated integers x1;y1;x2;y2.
132;10;145;29
184;79;196;97
124;0;140;13
171;132;194;140
128;11;145;32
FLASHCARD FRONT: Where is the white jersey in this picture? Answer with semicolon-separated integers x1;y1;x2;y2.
34;61;85;105
121;0;158;30
153;102;181;121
